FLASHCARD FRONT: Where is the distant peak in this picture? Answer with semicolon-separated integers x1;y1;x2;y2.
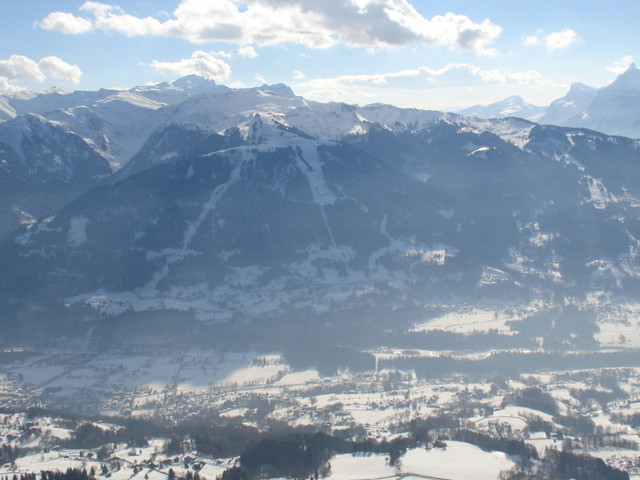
616;63;639;78
568;82;596;92
258;83;296;97
172;74;217;88
135;75;229;96
607;62;640;90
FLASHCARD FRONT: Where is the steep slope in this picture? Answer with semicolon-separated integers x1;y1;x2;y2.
0;114;111;238
538;82;598;126
0;77;233;170
568;63;640;138
346;120;640;296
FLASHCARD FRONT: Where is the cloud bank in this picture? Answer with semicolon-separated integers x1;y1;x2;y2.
297;63;562;91
40;0;502;55
149;50;231;81
0;55;81;91
524;28;579;52
293;63;567;109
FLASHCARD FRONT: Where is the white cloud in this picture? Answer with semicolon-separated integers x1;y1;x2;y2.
606;55;634;75
293;63;569;108
237;46;258;59
296;63;561;92
0;77;25;93
149;50;231;81
255;74;267;84
0;55;45;82
39;0;502;55
39;11;93;34
38;57;82;84
544;28;578;51
292;70;306;80
0;55;82;92
80;1;164;37
524;28;578;52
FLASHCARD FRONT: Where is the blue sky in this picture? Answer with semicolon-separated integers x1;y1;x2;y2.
1;0;638;110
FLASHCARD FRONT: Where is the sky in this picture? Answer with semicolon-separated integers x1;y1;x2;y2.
0;0;638;111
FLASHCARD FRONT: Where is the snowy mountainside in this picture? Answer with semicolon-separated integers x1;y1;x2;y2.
0;113;112;238
537;82;598;126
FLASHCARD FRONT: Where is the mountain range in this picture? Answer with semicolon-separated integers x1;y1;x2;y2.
457;63;640;139
0;71;640;349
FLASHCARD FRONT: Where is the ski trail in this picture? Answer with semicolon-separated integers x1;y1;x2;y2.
143;154;244;292
294;141;353;276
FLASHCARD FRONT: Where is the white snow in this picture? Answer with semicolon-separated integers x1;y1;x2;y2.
275;370;321;386
328;453;395;480
294;141;337;206
411;307;520;335
467;146;492;157
398;442;515;480
585;175;619;209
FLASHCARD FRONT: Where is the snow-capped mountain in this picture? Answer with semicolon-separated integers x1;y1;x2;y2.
457;65;640;138
456;96;546;121
1;75;640;349
0;78;310;236
565;63;640;138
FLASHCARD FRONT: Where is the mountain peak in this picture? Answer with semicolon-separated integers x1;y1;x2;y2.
172;74;217;89
135;75;229;96
617;62;639;79
258;83;296;97
567;82;596;94
605;62;640;92
457;95;543;120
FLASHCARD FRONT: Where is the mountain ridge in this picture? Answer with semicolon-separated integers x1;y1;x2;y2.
1;74;640;349
455;64;640;138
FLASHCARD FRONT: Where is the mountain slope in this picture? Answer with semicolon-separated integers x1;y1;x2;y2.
0;125;457;343
1;77;640;349
0;114;111;238
537;82;598;126
2;110;640;348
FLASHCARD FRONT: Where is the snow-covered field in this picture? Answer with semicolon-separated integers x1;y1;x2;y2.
410;308;517;335
328;442;515;480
